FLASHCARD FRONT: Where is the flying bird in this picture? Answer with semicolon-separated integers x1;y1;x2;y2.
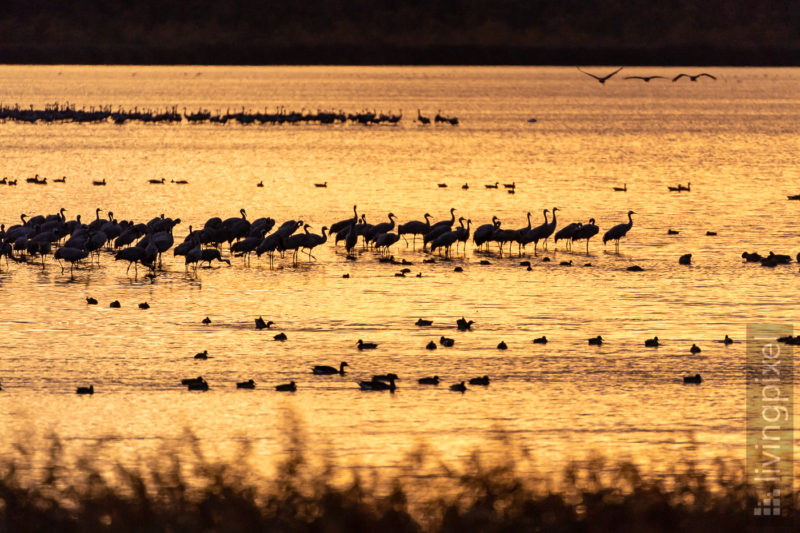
672;73;717;82
577;67;623;84
624;75;665;82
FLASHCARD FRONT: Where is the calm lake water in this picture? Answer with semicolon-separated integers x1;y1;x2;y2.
0;66;798;480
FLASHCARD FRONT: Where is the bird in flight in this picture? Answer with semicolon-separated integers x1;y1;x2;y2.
672;73;717;82
577;66;623;84
624;75;665;82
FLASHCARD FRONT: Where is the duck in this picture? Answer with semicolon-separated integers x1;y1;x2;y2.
679;254;692;265
313;361;348;375
437;183;448;188
456;317;474;331
138;302;150;309
479;260;491;265
418;376;439;385
426;341;437;350
194;350;208;360
742;251;762;262
588;336;603;345
560;260;573;266
462;183;469;190
450;381;467;392
440;336;455;347
706;231;717;236
188;379;209;391
690;344;701;354
453;266;463;272
497;341;508;350
626;265;644;271
359;377;396;391
416;318;433;326
683;374;702;384
109;300;121;308
257;181;264;187
76;385;94;395
276;381;297;391
667;229;680;235
357;339;378;350
255;317;274;329
202;317;211;324
469;376;490;386
236;379;255;389
86;297;98;305
722;335;733;345
181;376;204;386
274;332;287;341
372;373;399;383
533;336;548;344
644;337;660;347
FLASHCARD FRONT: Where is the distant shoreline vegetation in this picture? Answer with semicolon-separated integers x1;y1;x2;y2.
1;0;798;66
1;428;796;532
0;44;798;66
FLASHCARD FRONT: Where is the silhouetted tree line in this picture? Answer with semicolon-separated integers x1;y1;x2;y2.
1;0;797;64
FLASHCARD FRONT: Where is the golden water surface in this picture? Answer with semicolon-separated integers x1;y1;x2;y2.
0;66;798;479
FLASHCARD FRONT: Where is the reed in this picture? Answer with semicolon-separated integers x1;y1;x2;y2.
0;426;795;532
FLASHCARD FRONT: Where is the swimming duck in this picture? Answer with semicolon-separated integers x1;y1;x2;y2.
723;335;733;345
440;336;455;347
690;344;701;354
236;379;255;389
456;317;474;331
416;318;433;327
274;332;287;341
138;302;150;309
181;376;204;386
76;385;94;395
497;341;508;350
644;337;660;347
418;376;439;385
194;350;208;359
588;336;603;345
450;382;467;392
683;374;702;384
86;297;98;305
109;300;121;308
469;376;490;386
276;381;296;391
202;317;211;324
313;362;348;375
533;336;548;344
357;339;378;350
188;379;209;391
372;373;399;383
359;377;396;391
255;317;274;329
426;341;437;350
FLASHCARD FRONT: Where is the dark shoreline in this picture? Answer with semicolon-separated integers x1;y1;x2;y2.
1;44;797;66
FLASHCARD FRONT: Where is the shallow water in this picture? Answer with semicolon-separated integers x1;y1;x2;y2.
0;66;798;478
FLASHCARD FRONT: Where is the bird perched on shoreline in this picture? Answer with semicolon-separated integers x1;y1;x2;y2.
577;66;623;84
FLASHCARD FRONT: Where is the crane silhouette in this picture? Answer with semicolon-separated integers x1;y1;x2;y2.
603;211;635;252
624;76;664;82
577;67;623;84
672;73;716;82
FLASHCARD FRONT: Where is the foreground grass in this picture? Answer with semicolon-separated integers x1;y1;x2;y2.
0;428;795;532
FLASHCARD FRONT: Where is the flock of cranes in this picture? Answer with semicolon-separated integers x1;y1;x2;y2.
0;103;460;126
577;67;717;84
0;205;640;277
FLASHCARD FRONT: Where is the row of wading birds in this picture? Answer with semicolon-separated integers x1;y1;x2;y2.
2;205;798;274
0;206;637;275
